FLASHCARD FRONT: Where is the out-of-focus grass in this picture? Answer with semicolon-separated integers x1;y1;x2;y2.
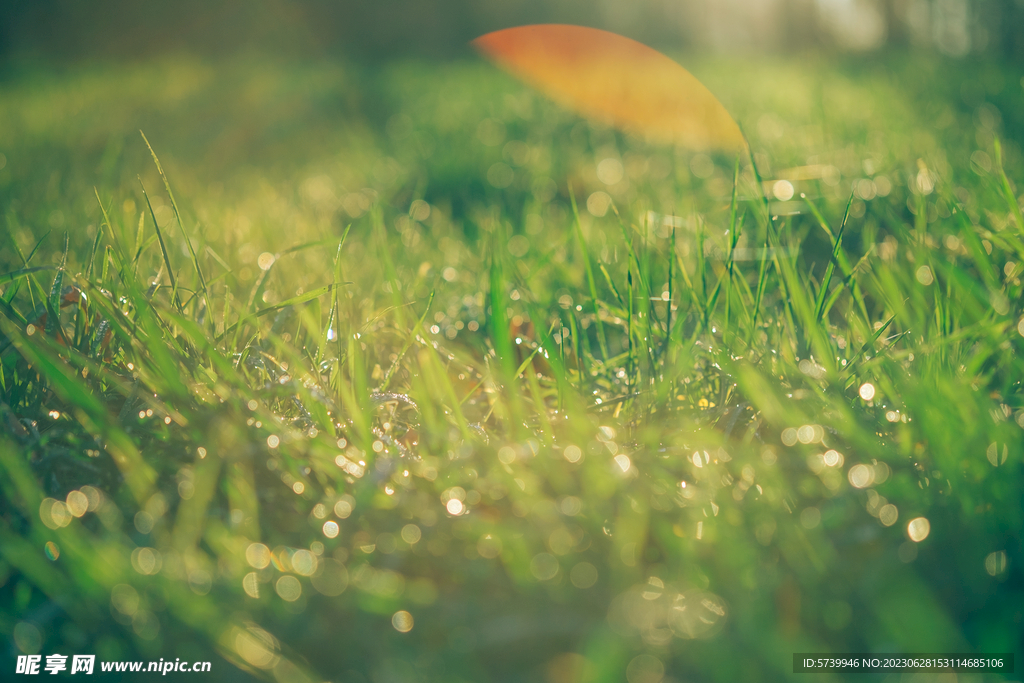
0;54;1022;682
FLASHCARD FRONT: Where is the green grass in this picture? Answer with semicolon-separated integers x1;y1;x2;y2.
1;54;1023;682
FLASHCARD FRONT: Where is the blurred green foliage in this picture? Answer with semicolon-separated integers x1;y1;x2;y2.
0;54;1022;682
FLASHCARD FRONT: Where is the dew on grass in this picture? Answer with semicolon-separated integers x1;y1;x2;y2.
134;511;154;534
242;572;260;598
392;610;414;632
559;496;582;516
507;235;529;257
800;507;821;529
570;562;598;588
878;504;898;526
66;490;88;517
985;551;1007;576
111;584;139;615
626;654;664;683
907;517;931;542
131;547;161;574
401;524;421;544
376;533;397;554
597;158;624;185
235;626;277;668
246;543;271;569
80;486;103;511
796;424;817;444
772;179;794;201
530;552;559;580
915;265;934;285
291;550;317;576
986;442;1007;466
311;559;348;596
587;191;612;217
855;178;877;200
189;569;213;595
848;464;874;488
334;497;354;518
275;576;301;601
177;480;195;500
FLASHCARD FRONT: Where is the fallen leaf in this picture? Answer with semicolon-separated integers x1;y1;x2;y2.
473;24;747;152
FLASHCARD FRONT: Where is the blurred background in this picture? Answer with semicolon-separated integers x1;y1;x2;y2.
1;0;1022;61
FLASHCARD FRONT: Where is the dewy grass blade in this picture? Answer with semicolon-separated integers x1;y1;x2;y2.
840;313;895;380
93;188;128;266
723;156;743;339
598;263;625;309
660;223;676;360
814;192;854;323
994;138;1024;235
803;192;871;325
132;212;147;272
487;234;526;431
0;266;55;285
218;282;350;342
141;131;214;326
139;177;182;313
380;290;434;393
6;227;50;312
86;211;104;281
569;183;609;360
821;242;875;323
45;233;68;340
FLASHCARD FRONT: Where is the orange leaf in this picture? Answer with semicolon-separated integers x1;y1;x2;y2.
473;24;747;153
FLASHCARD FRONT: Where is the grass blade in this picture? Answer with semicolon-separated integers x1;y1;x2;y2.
139;176;182;313
568;183;609;360
813;192;854;323
141;131;214;325
218;282;350;342
994;138;1024;235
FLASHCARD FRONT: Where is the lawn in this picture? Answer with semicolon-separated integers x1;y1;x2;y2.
1;52;1022;682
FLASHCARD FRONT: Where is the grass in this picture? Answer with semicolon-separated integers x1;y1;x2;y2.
1;53;1023;682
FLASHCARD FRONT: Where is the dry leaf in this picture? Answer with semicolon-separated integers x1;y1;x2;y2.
473;24;747;152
